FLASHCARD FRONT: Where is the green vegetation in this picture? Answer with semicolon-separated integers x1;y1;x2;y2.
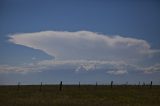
0;85;160;106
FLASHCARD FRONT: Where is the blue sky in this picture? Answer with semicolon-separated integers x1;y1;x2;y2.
0;0;160;85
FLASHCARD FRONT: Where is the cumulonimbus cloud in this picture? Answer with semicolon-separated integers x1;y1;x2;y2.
9;31;159;61
4;30;160;74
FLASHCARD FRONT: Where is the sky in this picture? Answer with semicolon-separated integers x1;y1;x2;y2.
0;0;160;85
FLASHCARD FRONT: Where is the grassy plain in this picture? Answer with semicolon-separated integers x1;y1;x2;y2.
0;85;160;106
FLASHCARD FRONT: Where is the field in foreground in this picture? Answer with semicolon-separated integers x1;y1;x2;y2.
0;85;160;106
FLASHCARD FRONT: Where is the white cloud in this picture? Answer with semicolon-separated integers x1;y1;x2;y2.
3;30;159;74
0;59;159;74
143;64;160;74
106;70;128;75
9;31;158;61
0;60;121;73
0;64;45;74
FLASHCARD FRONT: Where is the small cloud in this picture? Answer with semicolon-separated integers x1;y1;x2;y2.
143;64;160;73
75;64;96;72
107;70;128;75
31;57;36;60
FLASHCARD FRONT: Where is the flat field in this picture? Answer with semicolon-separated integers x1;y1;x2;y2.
0;85;160;106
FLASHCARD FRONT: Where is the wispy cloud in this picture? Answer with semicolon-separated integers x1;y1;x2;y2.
0;59;160;74
0;64;45;74
106;70;128;75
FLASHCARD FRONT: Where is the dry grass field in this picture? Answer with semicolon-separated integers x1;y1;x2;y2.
0;85;160;106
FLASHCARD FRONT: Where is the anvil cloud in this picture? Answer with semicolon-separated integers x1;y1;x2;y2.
5;30;160;74
9;31;158;61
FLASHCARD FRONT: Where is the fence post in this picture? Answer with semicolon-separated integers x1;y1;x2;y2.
79;81;80;88
59;81;62;91
40;82;42;92
143;82;145;87
126;82;128;87
96;82;98;87
138;81;140;88
150;81;152;88
111;81;113;88
17;82;20;91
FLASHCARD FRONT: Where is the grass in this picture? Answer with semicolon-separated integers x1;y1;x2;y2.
0;85;160;106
